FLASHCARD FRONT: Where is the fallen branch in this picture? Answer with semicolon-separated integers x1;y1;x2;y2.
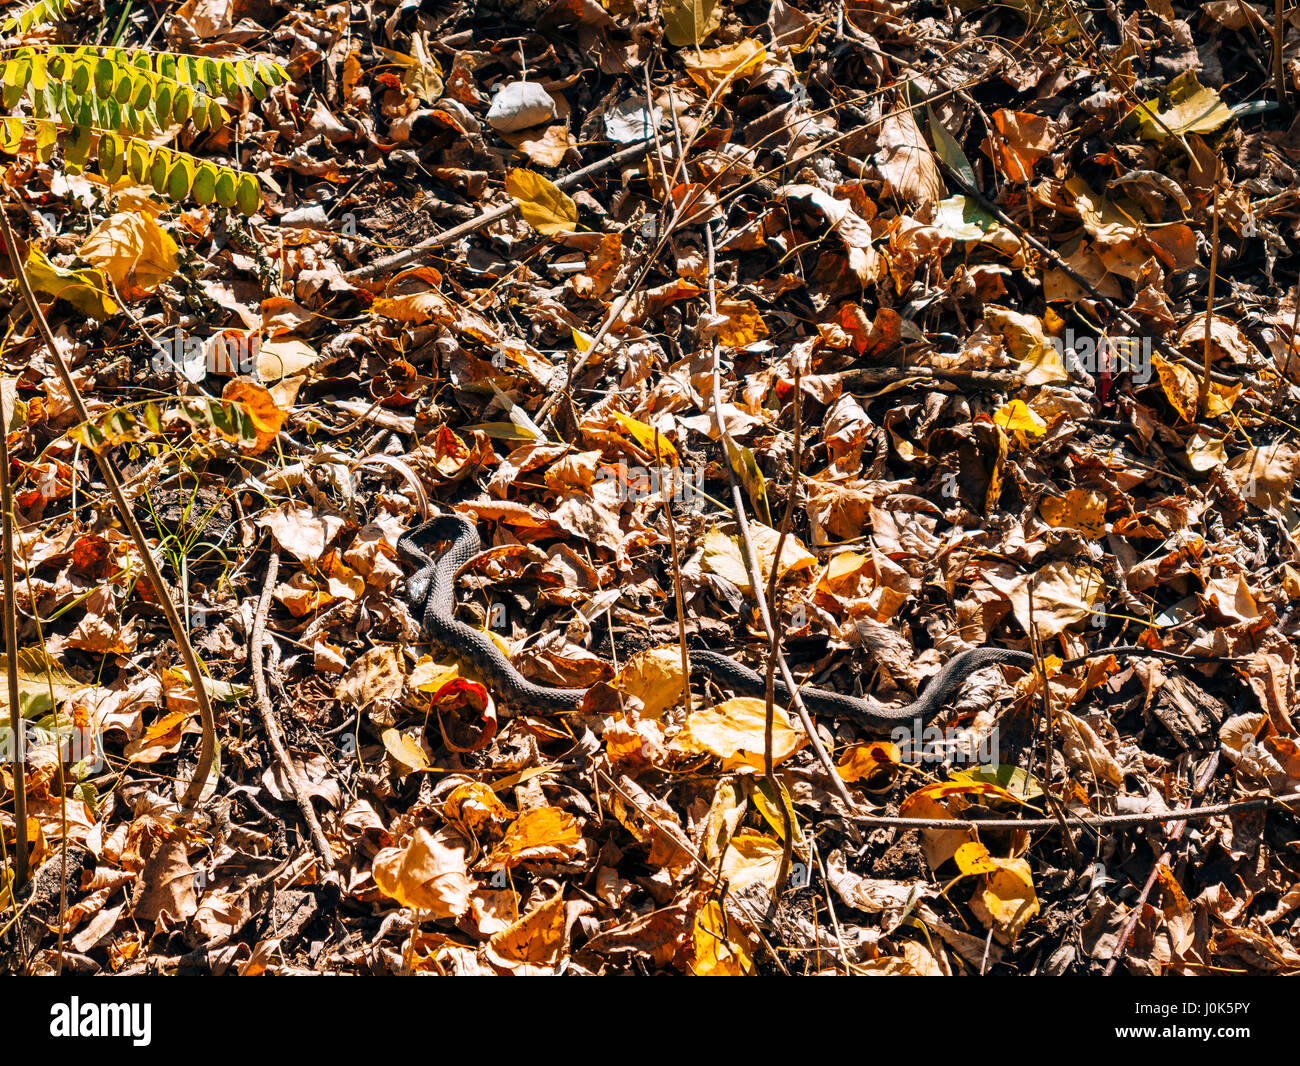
849;790;1299;831
0;375;27;889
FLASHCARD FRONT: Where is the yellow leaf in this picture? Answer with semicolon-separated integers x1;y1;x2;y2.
504;168;578;236
682;40;767;94
712;298;768;347
994;398;1047;436
663;0;722;46
901;777;1024;811
700;523;816;594
123;710;187;764
487;807;584;869
485;889;568;974
969;856;1040;945
835;741;900;789
721;832;784;893
1039;488;1107;538
381;728;431;774
691;900;753;975
25;248;118;321
1135;73;1234;140
442;781;514;839
613;646;686;719
611;409;680;464
1152;353;1199;420
984;306;1069;384
954;841;1000;875
674;697;805;771
373;826;474;917
990;560;1104;639
0;647;79;713
256;338;318;383
77;212;179;296
504;124;574;168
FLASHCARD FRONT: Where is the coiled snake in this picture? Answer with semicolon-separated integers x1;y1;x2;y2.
397;514;1237;728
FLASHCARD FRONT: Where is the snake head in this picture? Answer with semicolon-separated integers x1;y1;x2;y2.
406;566;433;611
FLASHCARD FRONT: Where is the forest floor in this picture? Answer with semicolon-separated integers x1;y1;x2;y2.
2;0;1300;975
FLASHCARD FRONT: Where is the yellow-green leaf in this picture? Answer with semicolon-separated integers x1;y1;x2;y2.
166;158;193;201
1135;73;1234;140
192;163;217;204
235;173;260;216
663;0;721;46
0;116;23;153
504;168;578;236
25;248;119;321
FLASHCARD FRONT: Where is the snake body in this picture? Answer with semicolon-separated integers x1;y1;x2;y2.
397;515;1235;728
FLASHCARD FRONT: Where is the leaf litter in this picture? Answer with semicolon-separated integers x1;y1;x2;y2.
1;0;1300;977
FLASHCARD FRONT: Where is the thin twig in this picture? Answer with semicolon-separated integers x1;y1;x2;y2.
249;550;336;874
1102;751;1221;975
701;225;854;808
848;790;1298;830
0;204;219;812
1199;162;1222;418
653;430;693;715
0;370;27;889
763;357;802;906
1273;0;1291;114
834;367;1025;390
347;139;655;282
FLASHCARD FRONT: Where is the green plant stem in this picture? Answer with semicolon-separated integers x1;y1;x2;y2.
0;202;218;812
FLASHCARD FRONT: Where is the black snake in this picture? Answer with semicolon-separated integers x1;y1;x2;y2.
397;514;1238;728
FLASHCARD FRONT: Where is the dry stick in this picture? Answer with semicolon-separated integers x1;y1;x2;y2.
0;206;218;812
347;138;656;283
1103;751;1221;976
701;228;854;808
249;551;335;874
851;790;1298;830
931;158;1244;388
1025;578;1084;867
806;833;852;976
763;358;802;906
1278;285;1300;410
1274;0;1291;114
653;430;693;714
0;379;27;888
1199;165;1223;418
836;366;1025;390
